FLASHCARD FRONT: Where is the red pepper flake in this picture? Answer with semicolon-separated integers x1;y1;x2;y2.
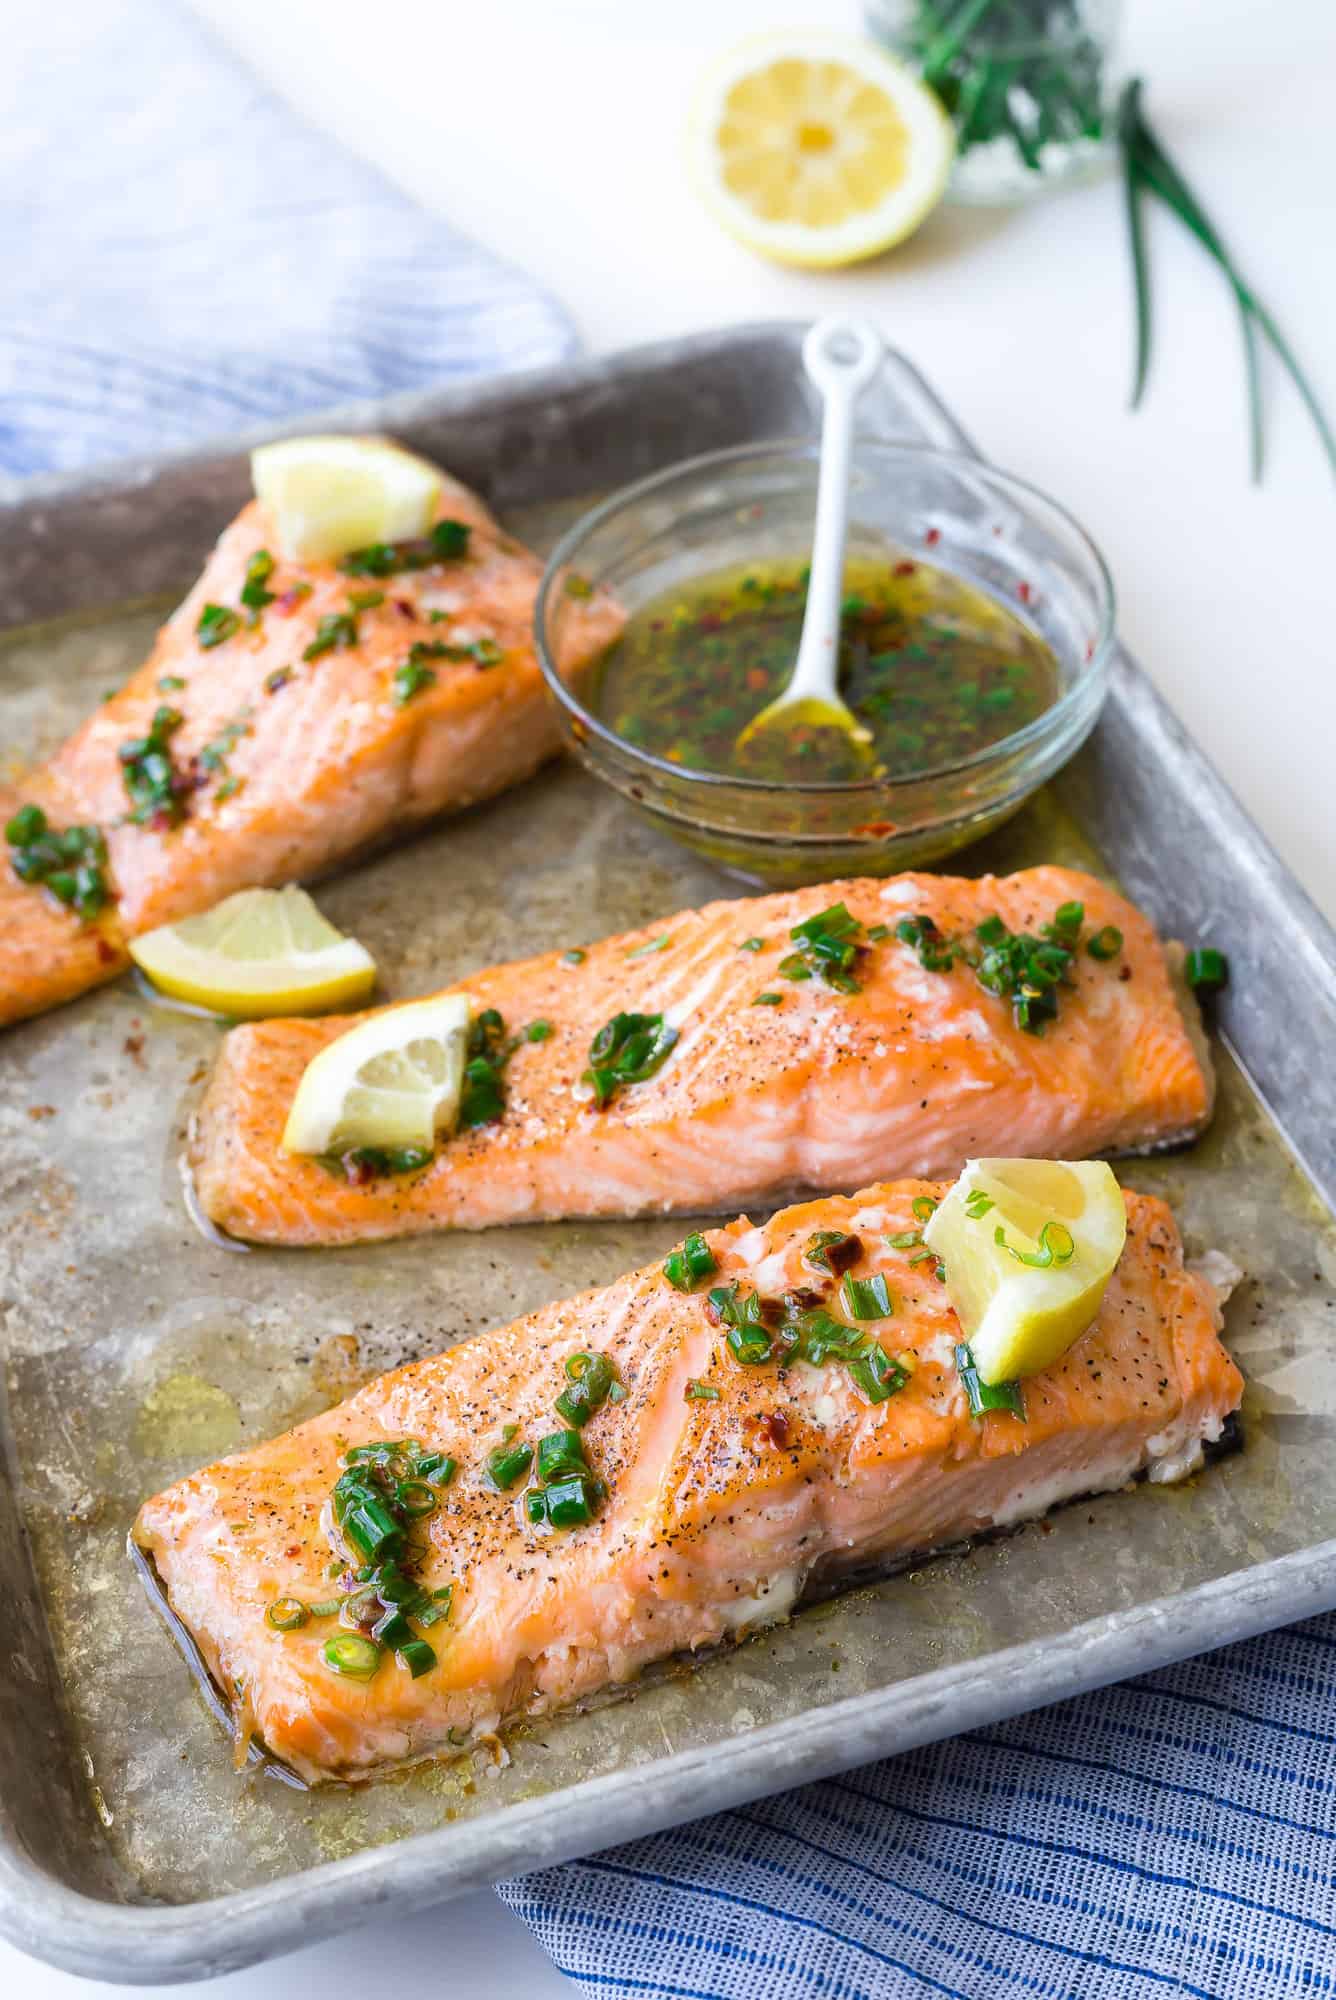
95;937;118;965
1017;581;1033;605
275;583;312;617
746;667;768;692
924;526;941;546
697;613;723;634
852;819;897;838
395;597;415;618
342;1154;376;1186
123;1031;146;1067
894;560;917;577
748;1411;791;1453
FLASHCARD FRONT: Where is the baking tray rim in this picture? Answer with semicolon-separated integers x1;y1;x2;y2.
2;318;1335;1982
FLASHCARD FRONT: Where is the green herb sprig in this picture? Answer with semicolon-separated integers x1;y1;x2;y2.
1119;80;1336;484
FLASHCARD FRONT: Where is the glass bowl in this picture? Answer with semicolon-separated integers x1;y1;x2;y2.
535;441;1115;887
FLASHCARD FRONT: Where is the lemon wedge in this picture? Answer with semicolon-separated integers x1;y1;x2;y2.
129;887;377;1019
251;435;443;563
924;1160;1127;1385
686;31;953;268
281;993;470;1157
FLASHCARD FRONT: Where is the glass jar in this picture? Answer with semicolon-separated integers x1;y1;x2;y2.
866;0;1122;204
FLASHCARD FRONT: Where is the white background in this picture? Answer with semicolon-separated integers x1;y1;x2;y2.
8;0;1334;1995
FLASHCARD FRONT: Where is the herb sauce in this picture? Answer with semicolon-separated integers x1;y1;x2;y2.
592;554;1059;783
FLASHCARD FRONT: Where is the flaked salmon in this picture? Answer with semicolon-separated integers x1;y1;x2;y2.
0;449;619;1030
192;866;1214;1246
134;1180;1243;1785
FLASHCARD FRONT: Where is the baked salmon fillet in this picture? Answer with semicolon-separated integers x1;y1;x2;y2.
133;1181;1242;1786
191;865;1214;1246
0;448;619;1030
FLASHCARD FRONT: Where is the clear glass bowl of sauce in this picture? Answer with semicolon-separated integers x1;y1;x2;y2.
535;441;1115;885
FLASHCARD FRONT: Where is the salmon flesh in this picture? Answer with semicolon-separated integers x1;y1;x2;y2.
134;1181;1243;1786
191;866;1214;1246
0;450;620;1030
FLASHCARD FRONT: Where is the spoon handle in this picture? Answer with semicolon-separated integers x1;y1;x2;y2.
787;316;885;703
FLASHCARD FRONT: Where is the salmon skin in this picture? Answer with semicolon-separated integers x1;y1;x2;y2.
192;865;1214;1247
134;1181;1243;1786
0;446;620;1030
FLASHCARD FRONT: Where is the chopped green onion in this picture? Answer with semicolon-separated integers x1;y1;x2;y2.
544;1470;596;1528
846;1341;909;1406
266;1596;308;1631
626;934;671;958
396;1638;437;1678
196;602;241;649
708;1283;774;1365
752;992;782;1007
841;1273;894;1321
583;1010;678;1107
487;1442;533;1491
963;1190;995;1220
561;948;586;966
886;1229;922;1251
396;1479;438;1518
525;1019;553;1042
339;520;471;578
1086;926;1124;961
303;612;358;662
536;1429;587;1483
307;1598;344;1619
911;1196;938;1223
524;1489;550;1525
955;1343;1025;1422
1049;901;1085;940
684;1379;721;1402
346;588;384;612
393;656;437;705
556;1350;617;1426
322;1632;382;1680
663;1232;716;1293
994;1220;1075;1270
158;674;186;692
118;704;186;827
867;923;892;942
804;1229;862;1275
1185;947;1228;991
739;937;764;952
785;902;865;992
240;549;276;612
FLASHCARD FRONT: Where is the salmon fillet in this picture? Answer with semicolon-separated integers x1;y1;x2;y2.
0;448;620;1029
191;865;1214;1246
134;1182;1243;1786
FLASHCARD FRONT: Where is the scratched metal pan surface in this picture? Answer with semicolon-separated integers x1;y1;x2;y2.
0;325;1334;1984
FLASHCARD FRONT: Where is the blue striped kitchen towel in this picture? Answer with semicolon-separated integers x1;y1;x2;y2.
500;1609;1336;1996
1;0;574;478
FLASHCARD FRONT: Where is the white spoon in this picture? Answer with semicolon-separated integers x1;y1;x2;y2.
735;314;885;764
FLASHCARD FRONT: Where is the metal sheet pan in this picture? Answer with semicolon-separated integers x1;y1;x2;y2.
0;324;1333;1983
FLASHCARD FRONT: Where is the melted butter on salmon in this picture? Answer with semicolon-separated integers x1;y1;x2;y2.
133;1182;1243;1785
0;455;620;1030
191;866;1214;1246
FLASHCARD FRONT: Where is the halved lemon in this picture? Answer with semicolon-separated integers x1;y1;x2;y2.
281;993;470;1157
687;32;954;268
129;887;377;1019
924;1159;1127;1385
251;434;443;563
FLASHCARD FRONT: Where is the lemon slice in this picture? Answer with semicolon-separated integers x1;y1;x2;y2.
281;993;470;1157
686;32;954;268
924;1160;1127;1385
130;888;377;1018
251;435;443;563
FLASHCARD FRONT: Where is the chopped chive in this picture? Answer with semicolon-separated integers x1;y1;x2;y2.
525;1019;553;1042
561;948;586;966
307;1598;344;1619
663;1232;717;1293
841;1273;894;1321
487;1442;533;1490
911;1196;938;1223
752;992;782;1007
886;1229;922;1250
347;588;385;611
265;1596;308;1631
157;674;186;692
963;1190;995;1220
396;1638;437;1677
303;612;358;662
994;1220;1075;1269
739;937;765;952
322;1632;382;1679
626;934;671;958
847;1341;909;1405
536;1429;587;1483
1185;947;1228;991
867;923;892;942
955;1343;1025;1422
196;602;241;649
583;1010;678;1107
1086;926;1124;961
685;1379;721;1402
544;1470;596;1528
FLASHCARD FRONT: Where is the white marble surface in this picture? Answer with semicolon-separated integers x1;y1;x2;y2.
7;0;1334;1992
